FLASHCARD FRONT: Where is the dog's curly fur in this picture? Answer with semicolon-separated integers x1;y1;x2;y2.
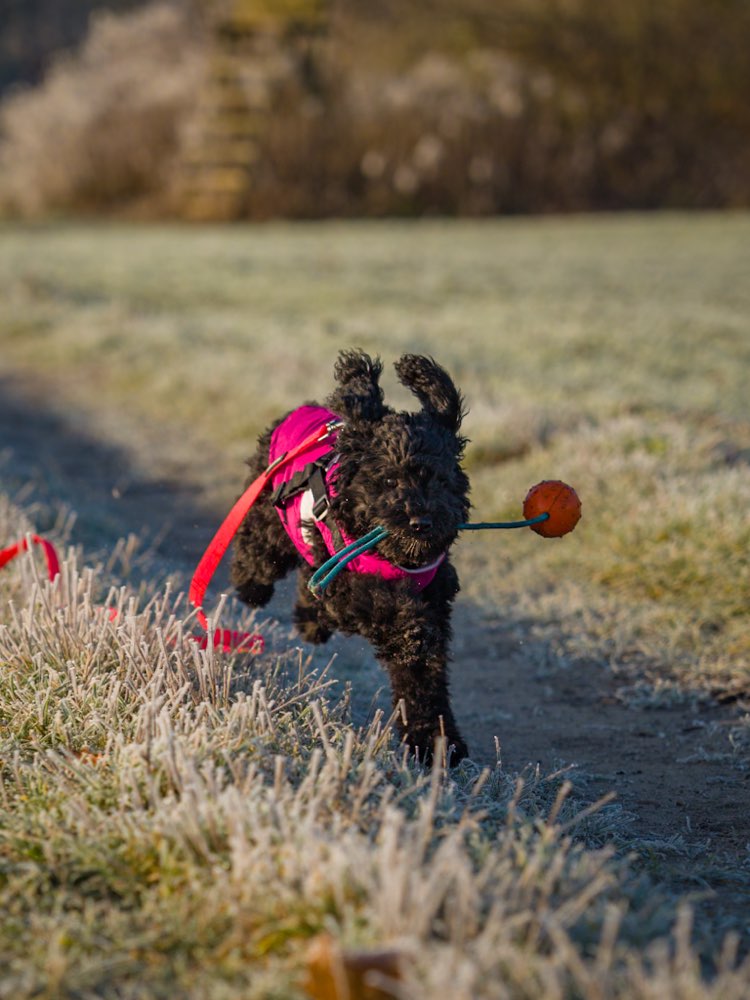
231;349;471;764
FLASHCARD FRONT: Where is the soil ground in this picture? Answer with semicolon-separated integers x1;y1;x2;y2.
2;377;748;939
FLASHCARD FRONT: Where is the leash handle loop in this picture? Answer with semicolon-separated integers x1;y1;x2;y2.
0;534;61;581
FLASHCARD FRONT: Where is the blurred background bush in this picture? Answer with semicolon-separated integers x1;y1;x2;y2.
1;0;749;219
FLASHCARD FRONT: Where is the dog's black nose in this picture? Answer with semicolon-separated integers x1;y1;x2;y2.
409;515;433;533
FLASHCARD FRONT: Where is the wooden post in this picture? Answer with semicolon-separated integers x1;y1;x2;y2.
178;0;329;220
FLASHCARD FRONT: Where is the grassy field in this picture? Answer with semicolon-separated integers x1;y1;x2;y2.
1;215;750;996
1;214;749;692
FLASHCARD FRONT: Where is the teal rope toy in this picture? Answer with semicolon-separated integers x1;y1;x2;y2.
308;513;550;597
308;525;390;596
458;515;549;531
308;479;582;597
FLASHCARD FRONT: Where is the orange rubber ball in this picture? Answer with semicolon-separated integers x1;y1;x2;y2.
523;480;581;538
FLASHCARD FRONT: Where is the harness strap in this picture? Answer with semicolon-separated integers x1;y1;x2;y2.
305;463;345;549
308;464;330;520
270;460;315;507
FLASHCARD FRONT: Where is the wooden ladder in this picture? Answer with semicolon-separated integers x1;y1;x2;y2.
177;0;329;220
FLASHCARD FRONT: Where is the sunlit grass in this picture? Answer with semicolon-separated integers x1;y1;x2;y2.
3;492;750;998
2;216;750;448
467;413;750;688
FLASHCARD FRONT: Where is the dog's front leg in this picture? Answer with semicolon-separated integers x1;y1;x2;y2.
380;622;467;764
370;591;468;765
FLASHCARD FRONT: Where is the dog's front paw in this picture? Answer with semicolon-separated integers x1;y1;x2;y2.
409;731;469;768
235;579;274;608
447;735;470;766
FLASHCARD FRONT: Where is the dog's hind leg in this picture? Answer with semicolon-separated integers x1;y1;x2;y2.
231;430;299;608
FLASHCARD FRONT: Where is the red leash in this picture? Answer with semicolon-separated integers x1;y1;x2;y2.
188;419;342;641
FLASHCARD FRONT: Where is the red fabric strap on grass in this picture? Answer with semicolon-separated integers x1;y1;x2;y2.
188;420;341;636
190;629;264;655
1;424;337;657
0;534;60;581
1;533;264;655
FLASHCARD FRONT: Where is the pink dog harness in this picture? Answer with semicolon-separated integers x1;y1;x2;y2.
268;405;444;590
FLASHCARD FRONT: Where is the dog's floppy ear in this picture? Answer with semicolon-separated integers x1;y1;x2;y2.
394;354;466;433
328;349;385;423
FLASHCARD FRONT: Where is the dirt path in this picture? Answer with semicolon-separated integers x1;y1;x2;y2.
455;612;748;847
2;378;748;914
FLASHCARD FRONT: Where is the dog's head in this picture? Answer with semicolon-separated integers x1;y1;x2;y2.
326;349;470;568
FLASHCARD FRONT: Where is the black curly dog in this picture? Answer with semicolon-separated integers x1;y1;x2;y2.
231;350;471;764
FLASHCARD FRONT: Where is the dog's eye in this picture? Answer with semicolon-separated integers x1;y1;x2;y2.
385;477;398;488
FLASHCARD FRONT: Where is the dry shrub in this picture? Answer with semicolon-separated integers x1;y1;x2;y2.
1;0;749;217
485;0;750;209
0;2;204;217
210;0;750;218
247;48;561;218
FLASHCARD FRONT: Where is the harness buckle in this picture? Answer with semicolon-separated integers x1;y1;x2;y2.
309;465;330;521
311;495;329;520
